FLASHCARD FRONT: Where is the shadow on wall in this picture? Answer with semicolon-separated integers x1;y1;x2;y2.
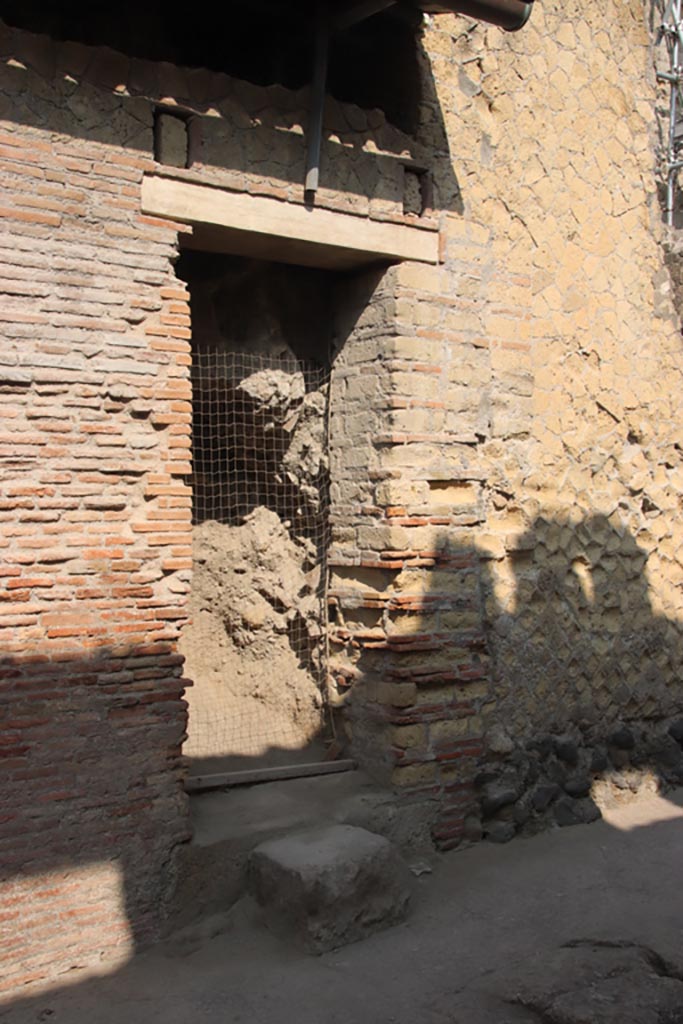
0;21;463;216
0;645;190;995
342;513;683;841
487;514;683;734
0;646;336;1003
474;513;683;841
0;2;428;137
4;514;683;1010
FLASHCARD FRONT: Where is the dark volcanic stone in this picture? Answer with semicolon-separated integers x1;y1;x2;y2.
554;796;582;827
481;781;521;816
609;747;630;769
513;801;531;826
664;764;683;785
529;735;554;759
650;735;682;769
554;796;600;827
668;719;683;745
485;820;516;844
530;783;561;812
575;797;601;823
564;775;591;798
546;760;568;786
474;770;498;788
554;736;579;765
591;747;609;773
608;726;635;750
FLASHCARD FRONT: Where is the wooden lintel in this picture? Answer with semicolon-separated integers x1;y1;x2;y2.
142;175;439;270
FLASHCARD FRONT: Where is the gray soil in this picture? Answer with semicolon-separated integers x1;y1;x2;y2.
6;789;683;1024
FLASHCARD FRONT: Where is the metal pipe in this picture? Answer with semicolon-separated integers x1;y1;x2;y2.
667;0;682;225
304;2;330;198
421;0;532;31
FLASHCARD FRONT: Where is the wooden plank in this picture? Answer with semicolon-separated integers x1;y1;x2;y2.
141;175;439;268
185;759;357;792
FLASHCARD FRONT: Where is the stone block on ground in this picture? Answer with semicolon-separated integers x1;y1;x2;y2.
247;824;413;953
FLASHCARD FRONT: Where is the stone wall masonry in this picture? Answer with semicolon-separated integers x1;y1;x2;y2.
429;0;683;728
327;254;497;843
0;20;442;228
328;0;683;850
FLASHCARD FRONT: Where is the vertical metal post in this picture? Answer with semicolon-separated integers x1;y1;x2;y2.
667;0;681;223
305;2;330;199
333;0;397;32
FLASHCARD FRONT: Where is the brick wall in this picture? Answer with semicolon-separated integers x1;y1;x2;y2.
0;32;196;998
327;259;495;845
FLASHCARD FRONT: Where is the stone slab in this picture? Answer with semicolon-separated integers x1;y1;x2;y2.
248;824;413;953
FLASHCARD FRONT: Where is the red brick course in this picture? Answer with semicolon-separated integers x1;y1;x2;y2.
0;30;194;999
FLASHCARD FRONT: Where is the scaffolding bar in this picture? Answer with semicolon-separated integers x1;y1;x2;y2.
659;0;683;224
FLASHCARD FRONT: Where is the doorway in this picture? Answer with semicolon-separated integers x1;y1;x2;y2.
177;251;336;779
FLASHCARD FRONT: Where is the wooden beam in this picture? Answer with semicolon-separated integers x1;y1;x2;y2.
142;175;439;268
185;758;357;792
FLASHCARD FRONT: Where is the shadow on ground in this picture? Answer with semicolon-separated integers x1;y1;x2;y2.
4;509;683;1015
4;790;683;1024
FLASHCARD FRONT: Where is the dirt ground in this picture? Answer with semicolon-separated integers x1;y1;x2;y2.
5;789;683;1023
180;508;325;769
181;355;331;773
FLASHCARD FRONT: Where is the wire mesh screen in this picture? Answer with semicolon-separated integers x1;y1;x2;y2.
180;350;332;775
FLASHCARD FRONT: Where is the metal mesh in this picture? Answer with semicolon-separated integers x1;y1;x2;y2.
180;350;332;775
